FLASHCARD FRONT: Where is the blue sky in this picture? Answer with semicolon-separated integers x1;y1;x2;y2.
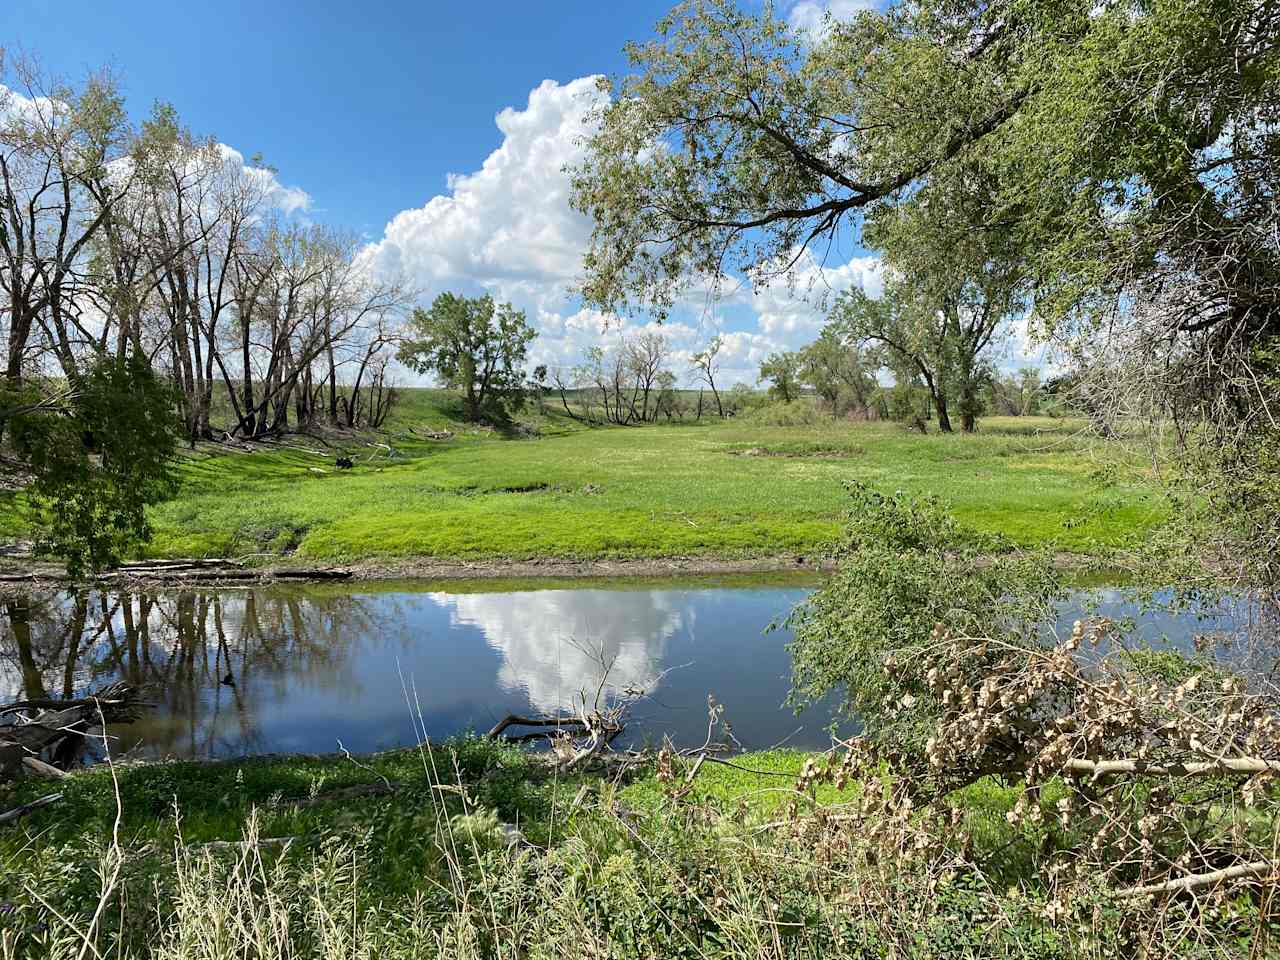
7;1;674;235
6;0;1045;381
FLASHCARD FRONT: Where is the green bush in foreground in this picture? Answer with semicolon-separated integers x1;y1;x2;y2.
787;483;1060;758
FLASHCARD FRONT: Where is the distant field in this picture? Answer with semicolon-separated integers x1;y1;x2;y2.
97;387;1158;562
0;389;1164;563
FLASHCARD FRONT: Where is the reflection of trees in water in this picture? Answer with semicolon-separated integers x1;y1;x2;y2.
0;589;382;758
1199;589;1280;691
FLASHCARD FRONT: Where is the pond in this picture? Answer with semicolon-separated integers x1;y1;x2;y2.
0;577;1266;760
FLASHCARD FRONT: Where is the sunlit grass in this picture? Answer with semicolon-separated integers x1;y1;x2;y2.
0;391;1165;562
148;411;1161;561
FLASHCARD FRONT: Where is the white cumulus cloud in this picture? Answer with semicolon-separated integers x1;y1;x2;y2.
787;0;878;36
214;143;312;216
358;75;890;385
362;76;603;311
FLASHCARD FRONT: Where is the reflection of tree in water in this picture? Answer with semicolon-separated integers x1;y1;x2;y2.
0;588;381;758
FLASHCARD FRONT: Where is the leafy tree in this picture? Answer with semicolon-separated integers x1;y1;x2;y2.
4;352;179;576
833;278;1005;433
757;351;801;402
398;293;536;422
569;0;1029;318
797;326;880;419
571;0;1277;441
787;484;1058;758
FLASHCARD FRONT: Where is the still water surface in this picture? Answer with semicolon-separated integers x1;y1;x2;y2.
0;578;1258;759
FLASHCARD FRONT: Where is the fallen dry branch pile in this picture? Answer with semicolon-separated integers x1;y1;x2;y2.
796;614;1280;943
0;681;147;783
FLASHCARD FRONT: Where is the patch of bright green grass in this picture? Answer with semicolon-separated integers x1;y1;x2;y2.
619;748;859;818
0;406;1166;561
160;416;1163;560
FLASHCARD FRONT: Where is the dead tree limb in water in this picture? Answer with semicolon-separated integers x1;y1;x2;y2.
487;715;594;739
0;681;146;781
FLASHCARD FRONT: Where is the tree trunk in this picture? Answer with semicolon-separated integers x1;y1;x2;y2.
934;393;953;433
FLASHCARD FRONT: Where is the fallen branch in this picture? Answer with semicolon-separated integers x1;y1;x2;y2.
0;792;63;825
0;682;147;782
117;558;246;572
20;756;68;780
1112;861;1275;900
272;569;352;580
487;714;592;738
117;570;258;582
1065;758;1280;778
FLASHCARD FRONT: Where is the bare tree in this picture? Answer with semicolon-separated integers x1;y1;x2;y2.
625;331;671;422
0;56;136;385
690;335;724;418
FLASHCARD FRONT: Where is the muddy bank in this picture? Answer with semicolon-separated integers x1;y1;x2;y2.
0;553;834;594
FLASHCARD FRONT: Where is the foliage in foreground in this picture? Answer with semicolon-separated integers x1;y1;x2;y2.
0;731;1272;959
4;353;179;575
787;483;1061;756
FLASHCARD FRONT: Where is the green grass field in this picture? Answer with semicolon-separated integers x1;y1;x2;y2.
0;390;1165;563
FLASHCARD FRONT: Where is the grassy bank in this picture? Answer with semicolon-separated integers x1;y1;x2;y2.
0;391;1163;565
0;739;1257;958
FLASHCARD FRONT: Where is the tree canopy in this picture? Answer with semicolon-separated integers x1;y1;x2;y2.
4;352;178;575
573;0;1279;562
398;293;537;422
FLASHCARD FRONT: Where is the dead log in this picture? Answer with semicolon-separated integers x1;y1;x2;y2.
487;714;592;739
20;756;68;780
119;570;258;581
117;558;246;571
0;792;63;825
1065;758;1280;778
272;569;352;580
0;681;146;781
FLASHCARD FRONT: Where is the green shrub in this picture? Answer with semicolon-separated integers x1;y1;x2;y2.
786;483;1060;757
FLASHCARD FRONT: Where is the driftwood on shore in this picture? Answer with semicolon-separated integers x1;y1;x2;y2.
0;681;147;782
0;560;355;585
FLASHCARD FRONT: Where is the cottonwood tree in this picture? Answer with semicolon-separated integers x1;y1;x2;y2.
0;56;180;572
625;331;672;422
0;55;136;387
797;325;880;418
988;368;1041;417
569;0;1032;319
0;52;410;569
7;351;179;575
398;293;536;422
564;334;679;425
571;0;1278;437
757;350;801;402
832;273;1008;433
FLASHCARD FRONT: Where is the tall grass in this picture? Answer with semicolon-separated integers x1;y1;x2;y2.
2;740;1253;959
